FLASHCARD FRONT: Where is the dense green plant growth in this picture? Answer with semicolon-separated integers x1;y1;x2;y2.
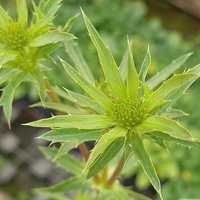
1;0;200;199
0;0;75;126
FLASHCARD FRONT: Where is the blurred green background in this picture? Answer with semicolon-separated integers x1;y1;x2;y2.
0;0;200;199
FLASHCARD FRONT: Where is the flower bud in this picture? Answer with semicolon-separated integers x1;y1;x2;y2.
113;98;146;129
0;22;29;50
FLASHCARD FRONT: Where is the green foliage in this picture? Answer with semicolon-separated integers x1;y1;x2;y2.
0;0;75;125
1;1;200;200
27;9;200;200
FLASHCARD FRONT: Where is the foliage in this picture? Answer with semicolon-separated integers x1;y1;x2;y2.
28;9;200;200
0;0;75;126
1;0;200;200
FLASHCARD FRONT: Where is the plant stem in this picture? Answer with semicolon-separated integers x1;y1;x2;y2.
44;78;63;104
78;142;90;161
106;154;125;186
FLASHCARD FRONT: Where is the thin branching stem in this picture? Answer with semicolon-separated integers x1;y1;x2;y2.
106;154;125;186
44;79;64;104
78;142;90;161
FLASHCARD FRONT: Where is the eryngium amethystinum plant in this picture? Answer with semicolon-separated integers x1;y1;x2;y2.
27;10;200;200
0;0;75;126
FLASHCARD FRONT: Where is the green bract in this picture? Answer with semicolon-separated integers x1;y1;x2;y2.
26;10;200;200
0;0;76;125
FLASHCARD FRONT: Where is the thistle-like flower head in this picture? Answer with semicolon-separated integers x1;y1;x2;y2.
0;22;29;50
112;98;146;129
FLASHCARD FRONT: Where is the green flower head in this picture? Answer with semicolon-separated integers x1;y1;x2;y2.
0;0;75;67
27;10;200;199
112;98;146;129
0;22;29;50
0;0;76;125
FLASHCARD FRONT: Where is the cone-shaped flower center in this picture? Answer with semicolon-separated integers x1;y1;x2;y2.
113;98;146;129
0;22;29;50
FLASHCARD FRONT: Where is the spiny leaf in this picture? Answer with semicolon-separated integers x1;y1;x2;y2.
135;115;192;139
124;136;134;164
138;81;152;99
84;127;128;177
65;41;95;85
156;86;192;115
0;71;27;127
33;192;68;200
146;134;168;150
52;142;77;161
0;5;13;27
139;45;151;83
0;52;17;68
145;73;200;112
146;52;193;89
87;137;125;179
52;86;75;102
61;59;114;112
31;1;43;24
156;64;200;114
35;176;87;194
0;69;18;85
126;38;139;100
40;146;84;175
37;43;61;60
82;9;127;100
28;30;76;47
128;190;152;200
26;115;116;129
31;0;61;33
146;132;200;149
188;63;200;74
119;47;129;81
31;102;87;115
66;89;105;115
39;0;62;15
30;69;46;104
63;14;79;32
131;133;163;200
162;108;189;118
39;128;103;143
17;0;28;26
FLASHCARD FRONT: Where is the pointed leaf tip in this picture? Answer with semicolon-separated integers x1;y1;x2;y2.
81;10;127;100
147;52;193;89
126;38;139;100
139;45;151;83
60;59;114;112
131;133;162;198
17;0;28;26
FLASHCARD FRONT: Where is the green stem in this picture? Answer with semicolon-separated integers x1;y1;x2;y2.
106;154;125;186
